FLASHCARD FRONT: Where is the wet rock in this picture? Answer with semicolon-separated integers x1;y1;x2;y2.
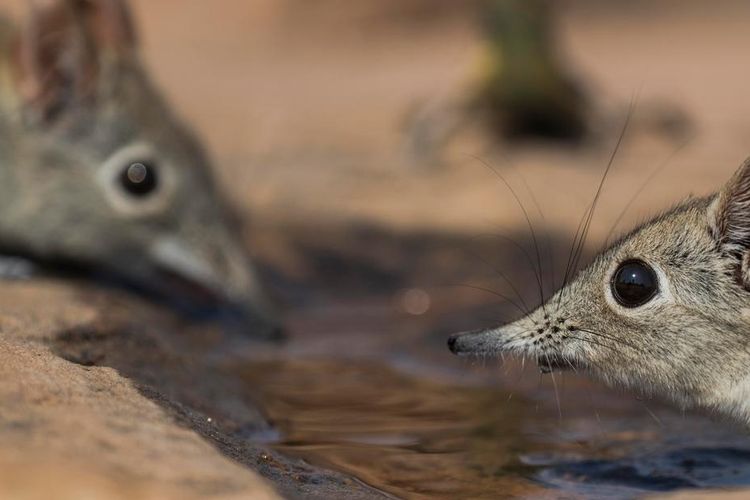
0;279;382;499
0;280;277;499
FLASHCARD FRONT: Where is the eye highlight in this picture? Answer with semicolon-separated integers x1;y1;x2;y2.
120;161;158;196
611;259;658;308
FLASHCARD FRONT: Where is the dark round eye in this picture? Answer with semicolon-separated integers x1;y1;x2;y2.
611;259;658;308
119;161;158;197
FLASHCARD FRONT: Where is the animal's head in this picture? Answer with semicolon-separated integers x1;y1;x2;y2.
0;0;280;338
450;159;750;424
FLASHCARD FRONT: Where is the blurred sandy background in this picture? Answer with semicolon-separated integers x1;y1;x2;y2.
6;0;750;249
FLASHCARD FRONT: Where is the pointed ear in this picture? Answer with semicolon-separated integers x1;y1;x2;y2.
79;0;137;52
10;0;137;122
710;158;750;250
709;158;750;289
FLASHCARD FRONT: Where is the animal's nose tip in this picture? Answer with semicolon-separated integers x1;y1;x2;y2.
447;334;459;354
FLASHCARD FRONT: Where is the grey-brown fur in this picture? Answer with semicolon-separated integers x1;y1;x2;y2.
0;1;278;337
450;158;750;426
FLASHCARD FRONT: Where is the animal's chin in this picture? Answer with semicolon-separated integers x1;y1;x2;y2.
536;354;580;374
152;264;223;308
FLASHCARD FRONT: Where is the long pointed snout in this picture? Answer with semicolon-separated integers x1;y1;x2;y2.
448;312;585;374
448;316;535;356
448;326;506;356
148;234;283;340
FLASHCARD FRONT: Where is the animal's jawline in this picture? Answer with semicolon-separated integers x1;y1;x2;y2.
536;354;577;374
0;246;228;319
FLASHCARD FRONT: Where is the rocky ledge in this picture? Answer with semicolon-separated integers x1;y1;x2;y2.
0;279;381;499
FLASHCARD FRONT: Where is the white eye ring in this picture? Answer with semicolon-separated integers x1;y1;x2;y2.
97;142;176;217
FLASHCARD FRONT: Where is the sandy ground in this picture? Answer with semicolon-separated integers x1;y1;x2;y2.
0;281;278;500
0;278;390;499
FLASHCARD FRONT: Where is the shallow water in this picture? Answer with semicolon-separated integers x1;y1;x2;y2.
236;297;750;499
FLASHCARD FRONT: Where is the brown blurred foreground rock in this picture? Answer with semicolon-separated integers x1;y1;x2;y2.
0;280;278;500
0;279;383;499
